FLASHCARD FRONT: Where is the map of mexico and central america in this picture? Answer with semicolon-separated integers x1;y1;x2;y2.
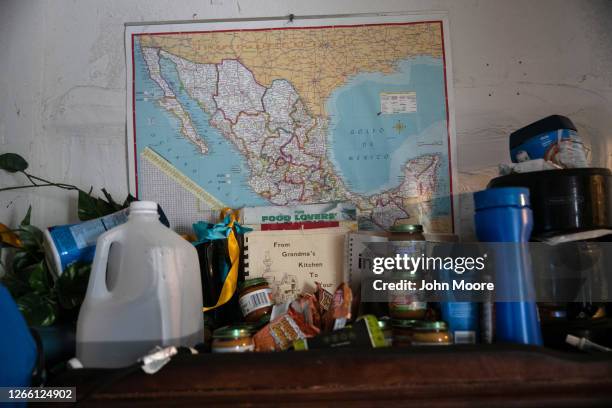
131;22;453;233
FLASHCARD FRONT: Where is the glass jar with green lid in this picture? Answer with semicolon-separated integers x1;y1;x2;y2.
211;324;255;353
238;278;273;323
411;321;452;346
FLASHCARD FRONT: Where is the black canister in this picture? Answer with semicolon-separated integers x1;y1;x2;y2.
488;168;612;239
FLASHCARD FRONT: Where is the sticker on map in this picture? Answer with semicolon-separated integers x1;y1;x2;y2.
125;14;457;233
380;92;418;114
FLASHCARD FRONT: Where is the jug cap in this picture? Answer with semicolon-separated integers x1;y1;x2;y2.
474;187;530;211
129;201;158;212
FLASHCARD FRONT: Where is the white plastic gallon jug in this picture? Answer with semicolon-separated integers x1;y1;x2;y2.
76;201;203;368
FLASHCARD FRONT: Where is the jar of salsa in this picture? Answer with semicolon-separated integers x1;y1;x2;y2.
211;325;255;353
238;278;273;323
411;321;452;346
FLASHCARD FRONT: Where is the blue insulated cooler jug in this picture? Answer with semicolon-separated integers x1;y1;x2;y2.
473;187;543;346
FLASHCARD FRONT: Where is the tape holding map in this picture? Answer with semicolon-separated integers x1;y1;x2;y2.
126;12;458;234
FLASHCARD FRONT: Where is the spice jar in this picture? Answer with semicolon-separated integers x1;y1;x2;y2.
211;325;255;353
411;321;452;345
391;319;418;347
238;278;273;323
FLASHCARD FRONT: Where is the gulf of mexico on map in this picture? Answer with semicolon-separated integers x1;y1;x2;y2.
126;14;456;234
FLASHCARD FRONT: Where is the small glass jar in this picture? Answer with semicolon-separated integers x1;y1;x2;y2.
411;321;452;346
388;271;427;320
391;319;418;347
238;278;273;323
211;325;255;353
388;224;427;320
389;298;428;320
388;223;426;241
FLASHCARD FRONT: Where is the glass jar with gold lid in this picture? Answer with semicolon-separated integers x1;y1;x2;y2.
411;321;452;345
238;278;274;323
211;324;255;353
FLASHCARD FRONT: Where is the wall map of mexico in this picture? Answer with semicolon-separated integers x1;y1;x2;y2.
131;21;453;232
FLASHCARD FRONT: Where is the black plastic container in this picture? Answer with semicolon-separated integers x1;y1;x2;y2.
488;168;612;238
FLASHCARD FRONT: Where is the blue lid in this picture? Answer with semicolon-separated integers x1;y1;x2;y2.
474;187;530;210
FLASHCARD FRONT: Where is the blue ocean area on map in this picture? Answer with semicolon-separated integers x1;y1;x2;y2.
134;40;267;206
326;56;448;196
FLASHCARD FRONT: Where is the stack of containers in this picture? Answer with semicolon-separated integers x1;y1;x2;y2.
388;224;452;346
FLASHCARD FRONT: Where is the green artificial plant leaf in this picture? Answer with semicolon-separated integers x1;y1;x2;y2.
12;250;41;277
26;261;51;294
95;198;115;218
122;194;137;207
101;188;123;212
0;153;28;173
77;189;99;221
20;206;32;226
17;292;57;326
56;262;91;310
78;189;133;221
78;189;116;221
1;270;30;299
18;225;44;252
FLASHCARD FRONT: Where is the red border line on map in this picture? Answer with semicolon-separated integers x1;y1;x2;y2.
131;20;454;231
438;21;454;232
131;34;139;197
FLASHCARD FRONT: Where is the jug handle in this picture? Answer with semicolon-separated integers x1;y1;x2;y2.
89;227;124;300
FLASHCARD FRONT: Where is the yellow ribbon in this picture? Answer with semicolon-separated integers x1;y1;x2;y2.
203;208;241;312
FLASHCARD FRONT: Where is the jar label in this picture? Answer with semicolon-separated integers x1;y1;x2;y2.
212;344;255;353
240;287;273;316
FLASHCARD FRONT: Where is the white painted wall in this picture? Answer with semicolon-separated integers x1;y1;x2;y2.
1;0;611;238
